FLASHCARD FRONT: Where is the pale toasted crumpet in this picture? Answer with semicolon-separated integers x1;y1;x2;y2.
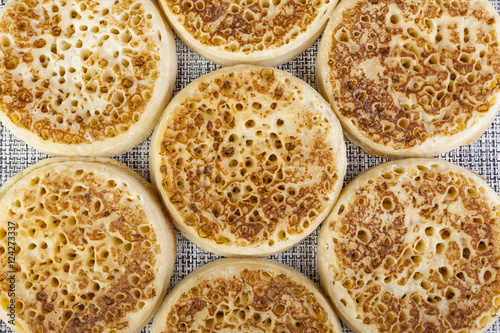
318;158;500;333
0;158;176;333
0;0;176;156
159;0;338;66
150;65;346;256
151;258;343;333
317;0;500;158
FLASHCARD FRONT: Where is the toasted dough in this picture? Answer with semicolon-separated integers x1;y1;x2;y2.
0;0;176;156
318;158;500;333
151;258;343;333
317;0;500;158
159;0;338;66
150;65;346;256
0;158;176;333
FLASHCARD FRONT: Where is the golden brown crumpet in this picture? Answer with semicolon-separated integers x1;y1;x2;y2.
159;0;338;66
317;0;500;158
151;258;343;333
150;65;346;256
0;0;176;156
318;159;500;333
0;158;176;333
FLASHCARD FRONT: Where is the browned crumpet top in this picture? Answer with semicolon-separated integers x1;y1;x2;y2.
153;66;346;255
0;0;165;145
159;0;338;66
319;0;500;156
163;0;332;53
319;160;500;332
153;261;341;332
0;164;162;332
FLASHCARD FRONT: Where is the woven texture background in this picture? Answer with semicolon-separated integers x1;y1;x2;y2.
1;0;500;331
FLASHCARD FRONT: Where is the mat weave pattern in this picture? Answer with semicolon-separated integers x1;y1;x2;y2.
0;0;499;331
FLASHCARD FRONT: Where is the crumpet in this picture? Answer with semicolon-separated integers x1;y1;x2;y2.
151;258;343;333
317;0;500;158
319;159;500;332
159;0;338;66
0;0;176;156
0;158;176;333
150;65;346;256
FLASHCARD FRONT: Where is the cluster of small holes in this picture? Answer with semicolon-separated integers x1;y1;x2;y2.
161;268;337;333
326;0;500;150
166;0;331;53
330;163;500;331
0;166;159;331
159;68;341;249
0;0;164;144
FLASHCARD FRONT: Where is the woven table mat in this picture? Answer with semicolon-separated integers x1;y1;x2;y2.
1;0;500;331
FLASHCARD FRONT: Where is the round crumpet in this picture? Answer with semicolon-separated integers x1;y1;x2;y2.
150;65;346;256
0;158;176;333
0;0;176;156
158;0;338;66
317;0;500;158
318;159;500;333
151;258;343;333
